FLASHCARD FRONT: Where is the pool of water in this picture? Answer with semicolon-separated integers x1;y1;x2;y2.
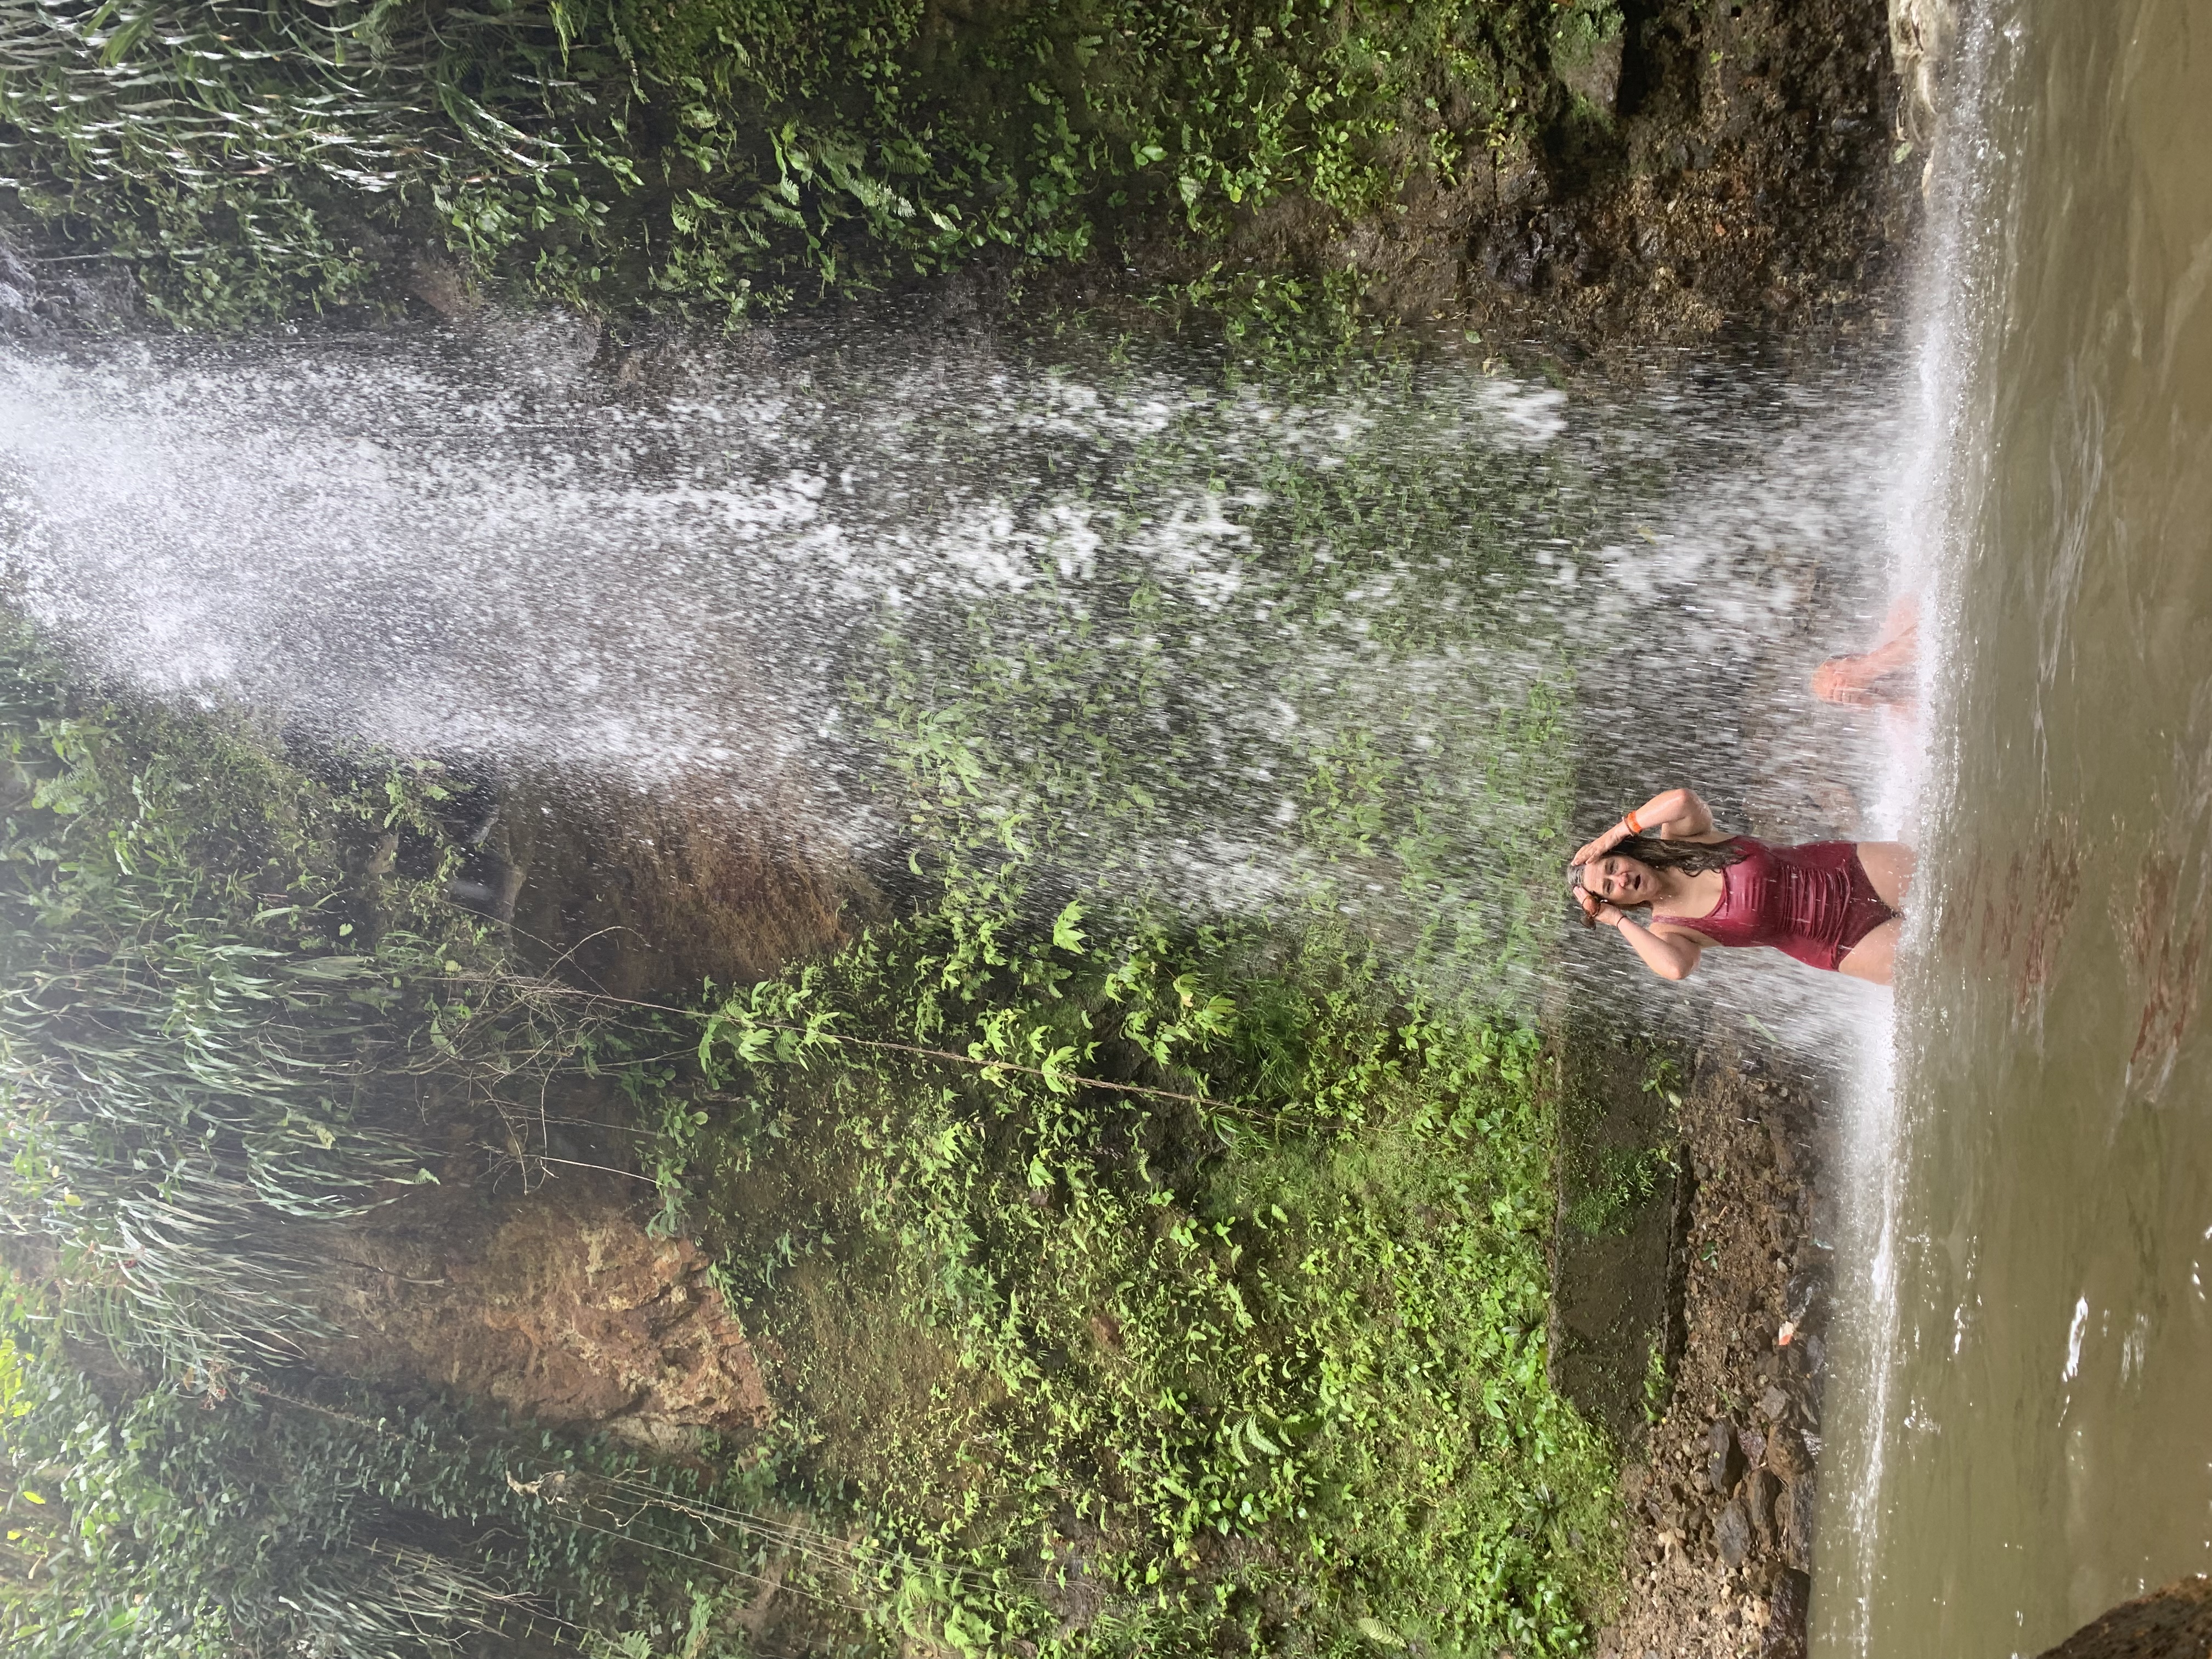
1821;1;2212;1652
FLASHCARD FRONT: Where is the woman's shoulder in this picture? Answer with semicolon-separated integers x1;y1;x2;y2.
1667;828;1762;854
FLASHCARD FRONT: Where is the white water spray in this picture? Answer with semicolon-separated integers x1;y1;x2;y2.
2;314;1900;1032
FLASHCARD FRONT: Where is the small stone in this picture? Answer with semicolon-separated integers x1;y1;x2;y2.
1715;1499;1754;1567
1764;1424;1813;1483
1758;1384;1791;1421
1708;1418;1748;1493
1783;1267;1829;1328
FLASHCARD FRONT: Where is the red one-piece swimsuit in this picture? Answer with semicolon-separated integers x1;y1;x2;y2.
1655;836;1895;972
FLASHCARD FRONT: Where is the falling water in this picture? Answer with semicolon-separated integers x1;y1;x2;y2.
0;315;1903;1032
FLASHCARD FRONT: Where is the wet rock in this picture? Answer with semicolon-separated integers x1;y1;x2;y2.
1714;1499;1753;1568
1470;208;1599;293
1765;1423;1814;1483
1779;1476;1819;1570
2036;1573;2212;1657
1891;0;1960;154
1782;1267;1829;1332
407;249;477;318
1763;1568;1812;1659
1554;17;1624;115
1744;1467;1781;1549
1708;1417;1748;1493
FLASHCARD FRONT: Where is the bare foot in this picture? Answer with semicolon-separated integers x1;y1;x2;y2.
1813;594;1919;710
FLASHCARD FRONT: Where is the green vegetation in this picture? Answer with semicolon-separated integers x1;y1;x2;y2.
0;1305;780;1659
1564;1144;1672;1237
673;914;1617;1655
0;0;1622;329
0;631;627;1386
1555;1046;1680;1241
0;586;1617;1654
1641;1331;1672;1425
0;635;768;1655
620;611;1613;1652
842;357;1603;1019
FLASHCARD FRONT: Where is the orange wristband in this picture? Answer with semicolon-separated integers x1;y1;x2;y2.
1622;809;1644;836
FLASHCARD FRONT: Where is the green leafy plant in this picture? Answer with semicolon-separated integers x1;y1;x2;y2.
0;629;660;1387
0;0;1623;330
1640;1331;1671;1425
1565;1145;1673;1237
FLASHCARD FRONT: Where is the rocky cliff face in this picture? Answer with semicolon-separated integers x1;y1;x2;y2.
323;1178;774;1452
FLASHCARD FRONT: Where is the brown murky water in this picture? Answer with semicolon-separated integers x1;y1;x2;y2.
1819;1;2212;1654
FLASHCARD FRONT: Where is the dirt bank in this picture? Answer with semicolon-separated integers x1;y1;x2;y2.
1564;1032;1837;1659
319;1125;776;1453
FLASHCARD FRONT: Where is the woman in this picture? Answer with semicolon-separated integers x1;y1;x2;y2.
1570;787;1914;985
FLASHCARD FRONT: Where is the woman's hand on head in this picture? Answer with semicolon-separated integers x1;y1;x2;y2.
1571;820;1632;868
1577;890;1627;928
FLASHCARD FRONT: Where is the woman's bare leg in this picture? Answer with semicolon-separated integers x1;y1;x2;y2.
1854;840;1916;909
1838;918;1900;984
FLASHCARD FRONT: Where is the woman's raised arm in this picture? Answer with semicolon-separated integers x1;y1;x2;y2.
1569;787;1720;866
1577;891;1705;980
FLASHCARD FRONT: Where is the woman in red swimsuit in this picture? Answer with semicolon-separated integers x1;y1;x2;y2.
1569;787;1915;985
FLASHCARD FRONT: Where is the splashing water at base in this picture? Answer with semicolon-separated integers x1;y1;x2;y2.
1819;0;2212;1652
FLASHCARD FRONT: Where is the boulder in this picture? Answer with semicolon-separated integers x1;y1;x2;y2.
1745;1467;1782;1550
1765;1424;1814;1483
2036;1575;2212;1658
1763;1568;1812;1659
1779;1477;1819;1570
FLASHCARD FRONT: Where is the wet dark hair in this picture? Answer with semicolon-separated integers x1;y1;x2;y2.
1570;833;1747;927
